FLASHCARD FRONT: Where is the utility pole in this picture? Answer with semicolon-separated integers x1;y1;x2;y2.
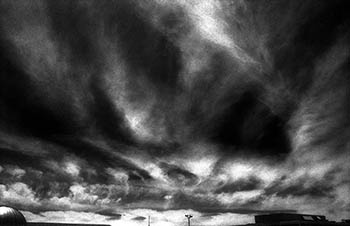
185;214;193;226
148;216;150;226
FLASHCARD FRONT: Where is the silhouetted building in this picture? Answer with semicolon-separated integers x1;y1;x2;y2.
234;213;350;226
0;206;26;226
0;206;110;226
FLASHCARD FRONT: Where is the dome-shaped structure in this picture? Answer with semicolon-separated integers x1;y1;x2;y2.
0;206;26;226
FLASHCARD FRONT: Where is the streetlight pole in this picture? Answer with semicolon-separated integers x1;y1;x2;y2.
185;215;193;226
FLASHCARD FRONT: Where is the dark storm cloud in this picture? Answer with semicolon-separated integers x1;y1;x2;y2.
167;191;296;214
264;177;334;199
274;181;334;199
53;138;152;181
132;216;146;221
0;147;49;167
101;1;182;90
159;162;199;186
263;166;347;200
0;0;136;144
96;209;122;220
0;46;80;138
0;0;350;224
267;0;350;77
207;91;291;158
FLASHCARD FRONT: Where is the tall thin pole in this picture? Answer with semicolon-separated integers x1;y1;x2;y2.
148;216;150;226
185;215;193;226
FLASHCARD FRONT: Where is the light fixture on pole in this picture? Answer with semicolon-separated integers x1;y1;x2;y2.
185;214;193;226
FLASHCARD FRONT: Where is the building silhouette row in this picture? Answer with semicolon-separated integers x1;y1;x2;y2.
1;205;349;226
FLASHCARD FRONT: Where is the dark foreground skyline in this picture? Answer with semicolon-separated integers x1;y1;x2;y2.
2;206;350;226
0;0;349;226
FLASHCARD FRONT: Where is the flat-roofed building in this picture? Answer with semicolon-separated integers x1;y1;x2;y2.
255;213;330;225
233;213;350;226
27;223;110;226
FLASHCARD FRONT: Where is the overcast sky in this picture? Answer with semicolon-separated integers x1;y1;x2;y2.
0;0;349;225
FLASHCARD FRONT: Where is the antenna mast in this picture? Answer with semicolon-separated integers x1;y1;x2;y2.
185;214;193;226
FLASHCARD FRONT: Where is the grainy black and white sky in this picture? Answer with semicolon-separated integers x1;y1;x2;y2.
0;0;349;225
